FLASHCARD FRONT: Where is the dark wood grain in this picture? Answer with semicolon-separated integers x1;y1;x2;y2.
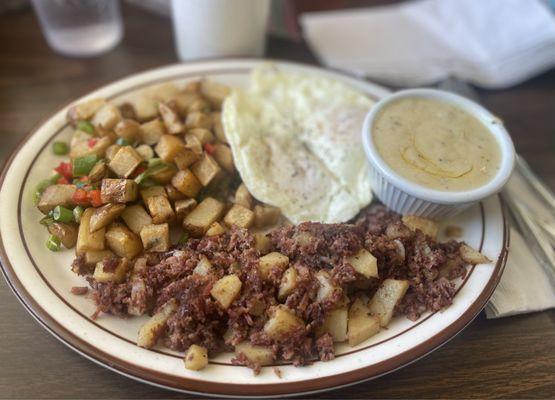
1;4;554;399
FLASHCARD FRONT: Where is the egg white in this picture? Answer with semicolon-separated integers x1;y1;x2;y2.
222;65;374;224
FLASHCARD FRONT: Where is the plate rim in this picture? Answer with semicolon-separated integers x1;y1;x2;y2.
0;58;510;397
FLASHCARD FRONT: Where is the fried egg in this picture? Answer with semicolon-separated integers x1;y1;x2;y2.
222;65;374;224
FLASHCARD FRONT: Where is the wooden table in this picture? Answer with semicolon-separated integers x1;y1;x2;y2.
1;4;554;399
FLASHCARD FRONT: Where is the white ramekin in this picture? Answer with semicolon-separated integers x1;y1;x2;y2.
362;88;515;218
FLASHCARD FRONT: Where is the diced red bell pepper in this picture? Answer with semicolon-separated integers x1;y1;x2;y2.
130;165;146;179
203;143;215;155
72;188;89;205
57;176;70;184
54;162;73;180
88;189;103;207
87;138;98;148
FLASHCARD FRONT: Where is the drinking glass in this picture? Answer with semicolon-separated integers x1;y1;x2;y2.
171;0;271;61
31;0;123;57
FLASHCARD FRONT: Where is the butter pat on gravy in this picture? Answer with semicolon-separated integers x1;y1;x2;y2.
373;97;501;191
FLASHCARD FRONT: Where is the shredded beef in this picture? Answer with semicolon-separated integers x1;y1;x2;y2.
79;206;473;372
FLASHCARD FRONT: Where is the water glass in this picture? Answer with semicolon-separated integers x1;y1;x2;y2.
31;0;123;57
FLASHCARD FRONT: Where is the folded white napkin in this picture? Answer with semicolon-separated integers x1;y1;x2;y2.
485;227;555;318
301;0;555;88
485;166;555;318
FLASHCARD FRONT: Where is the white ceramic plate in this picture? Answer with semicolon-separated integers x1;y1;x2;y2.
0;60;509;397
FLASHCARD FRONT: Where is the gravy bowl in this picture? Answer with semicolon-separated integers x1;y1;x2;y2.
362;88;515;218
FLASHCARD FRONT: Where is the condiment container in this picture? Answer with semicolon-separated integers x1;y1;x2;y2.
362;89;515;218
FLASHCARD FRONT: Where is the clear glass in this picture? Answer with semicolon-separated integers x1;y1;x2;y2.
31;0;123;57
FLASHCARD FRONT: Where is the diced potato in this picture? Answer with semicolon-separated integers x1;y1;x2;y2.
235;343;274;366
171;169;202;197
346;249;378;279
70;136;114;159
37;184;76;214
84;249;115;266
154;134;186;163
183;80;201;93
212;143;234;173
211;112;226;143
92;103;122;130
135;144;154;160
264;306;304;340
224;204;254;229
133;97;158;122
76;208;105;255
104;144;121;162
105;223;143;259
206;222;226;236
368;279;410;327
258;252;289;280
137;299;177;348
164;184;186;201
67;98;106;122
121;204;153;235
88;161;107;182
174;198;197;220
94;126;116;138
460;244;491;264
93;257;129;283
90;203;126;232
149;164;177;184
174;148;200;170
234;183;253;209
108;146;143;178
191;153;222;187
183;197;225;236
317;306;348;342
185;111;212;130
200;80;231;108
210;274;242;309
193;255;214;276
184;132;203;155
140;185;167;203
48;222;78;249
100;179;138;203
348;298;380;346
316;270;339;302
188;128;214;145
139;119;166;145
184;345;208;371
140;223;170;252
158;102;184;134
188;98;211;113
277;267;297;301
146;195;175;224
253;231;271;255
114;119;141;141
174;92;201;115
254;205;281;228
402;215;439;239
